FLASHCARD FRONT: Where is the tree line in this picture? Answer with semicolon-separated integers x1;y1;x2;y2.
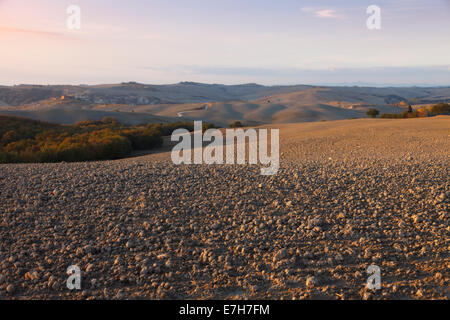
0;116;215;164
366;102;450;119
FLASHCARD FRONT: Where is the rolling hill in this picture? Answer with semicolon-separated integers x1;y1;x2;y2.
1;82;449;125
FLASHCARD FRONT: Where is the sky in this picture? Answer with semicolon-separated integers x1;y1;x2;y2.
0;0;450;86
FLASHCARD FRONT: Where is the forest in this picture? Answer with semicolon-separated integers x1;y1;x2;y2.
0;115;214;163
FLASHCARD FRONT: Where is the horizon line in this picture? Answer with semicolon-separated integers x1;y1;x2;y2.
3;81;450;89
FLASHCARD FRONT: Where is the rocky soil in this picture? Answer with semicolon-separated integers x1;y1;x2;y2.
0;117;448;300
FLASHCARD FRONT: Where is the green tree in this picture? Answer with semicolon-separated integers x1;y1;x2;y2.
366;108;380;118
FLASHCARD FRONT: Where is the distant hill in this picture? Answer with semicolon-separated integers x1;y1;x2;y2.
1;82;449;125
0;82;315;106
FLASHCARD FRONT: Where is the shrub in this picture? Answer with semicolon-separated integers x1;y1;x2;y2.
417;108;429;117
202;122;217;133
1;130;20;145
366;108;380;118
229;121;243;128
381;109;421;119
429;103;450;115
148;121;195;136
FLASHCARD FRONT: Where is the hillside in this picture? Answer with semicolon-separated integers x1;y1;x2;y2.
0;97;178;125
1;83;450;125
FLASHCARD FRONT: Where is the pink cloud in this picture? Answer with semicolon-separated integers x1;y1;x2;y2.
0;26;65;37
315;10;339;18
301;7;342;19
